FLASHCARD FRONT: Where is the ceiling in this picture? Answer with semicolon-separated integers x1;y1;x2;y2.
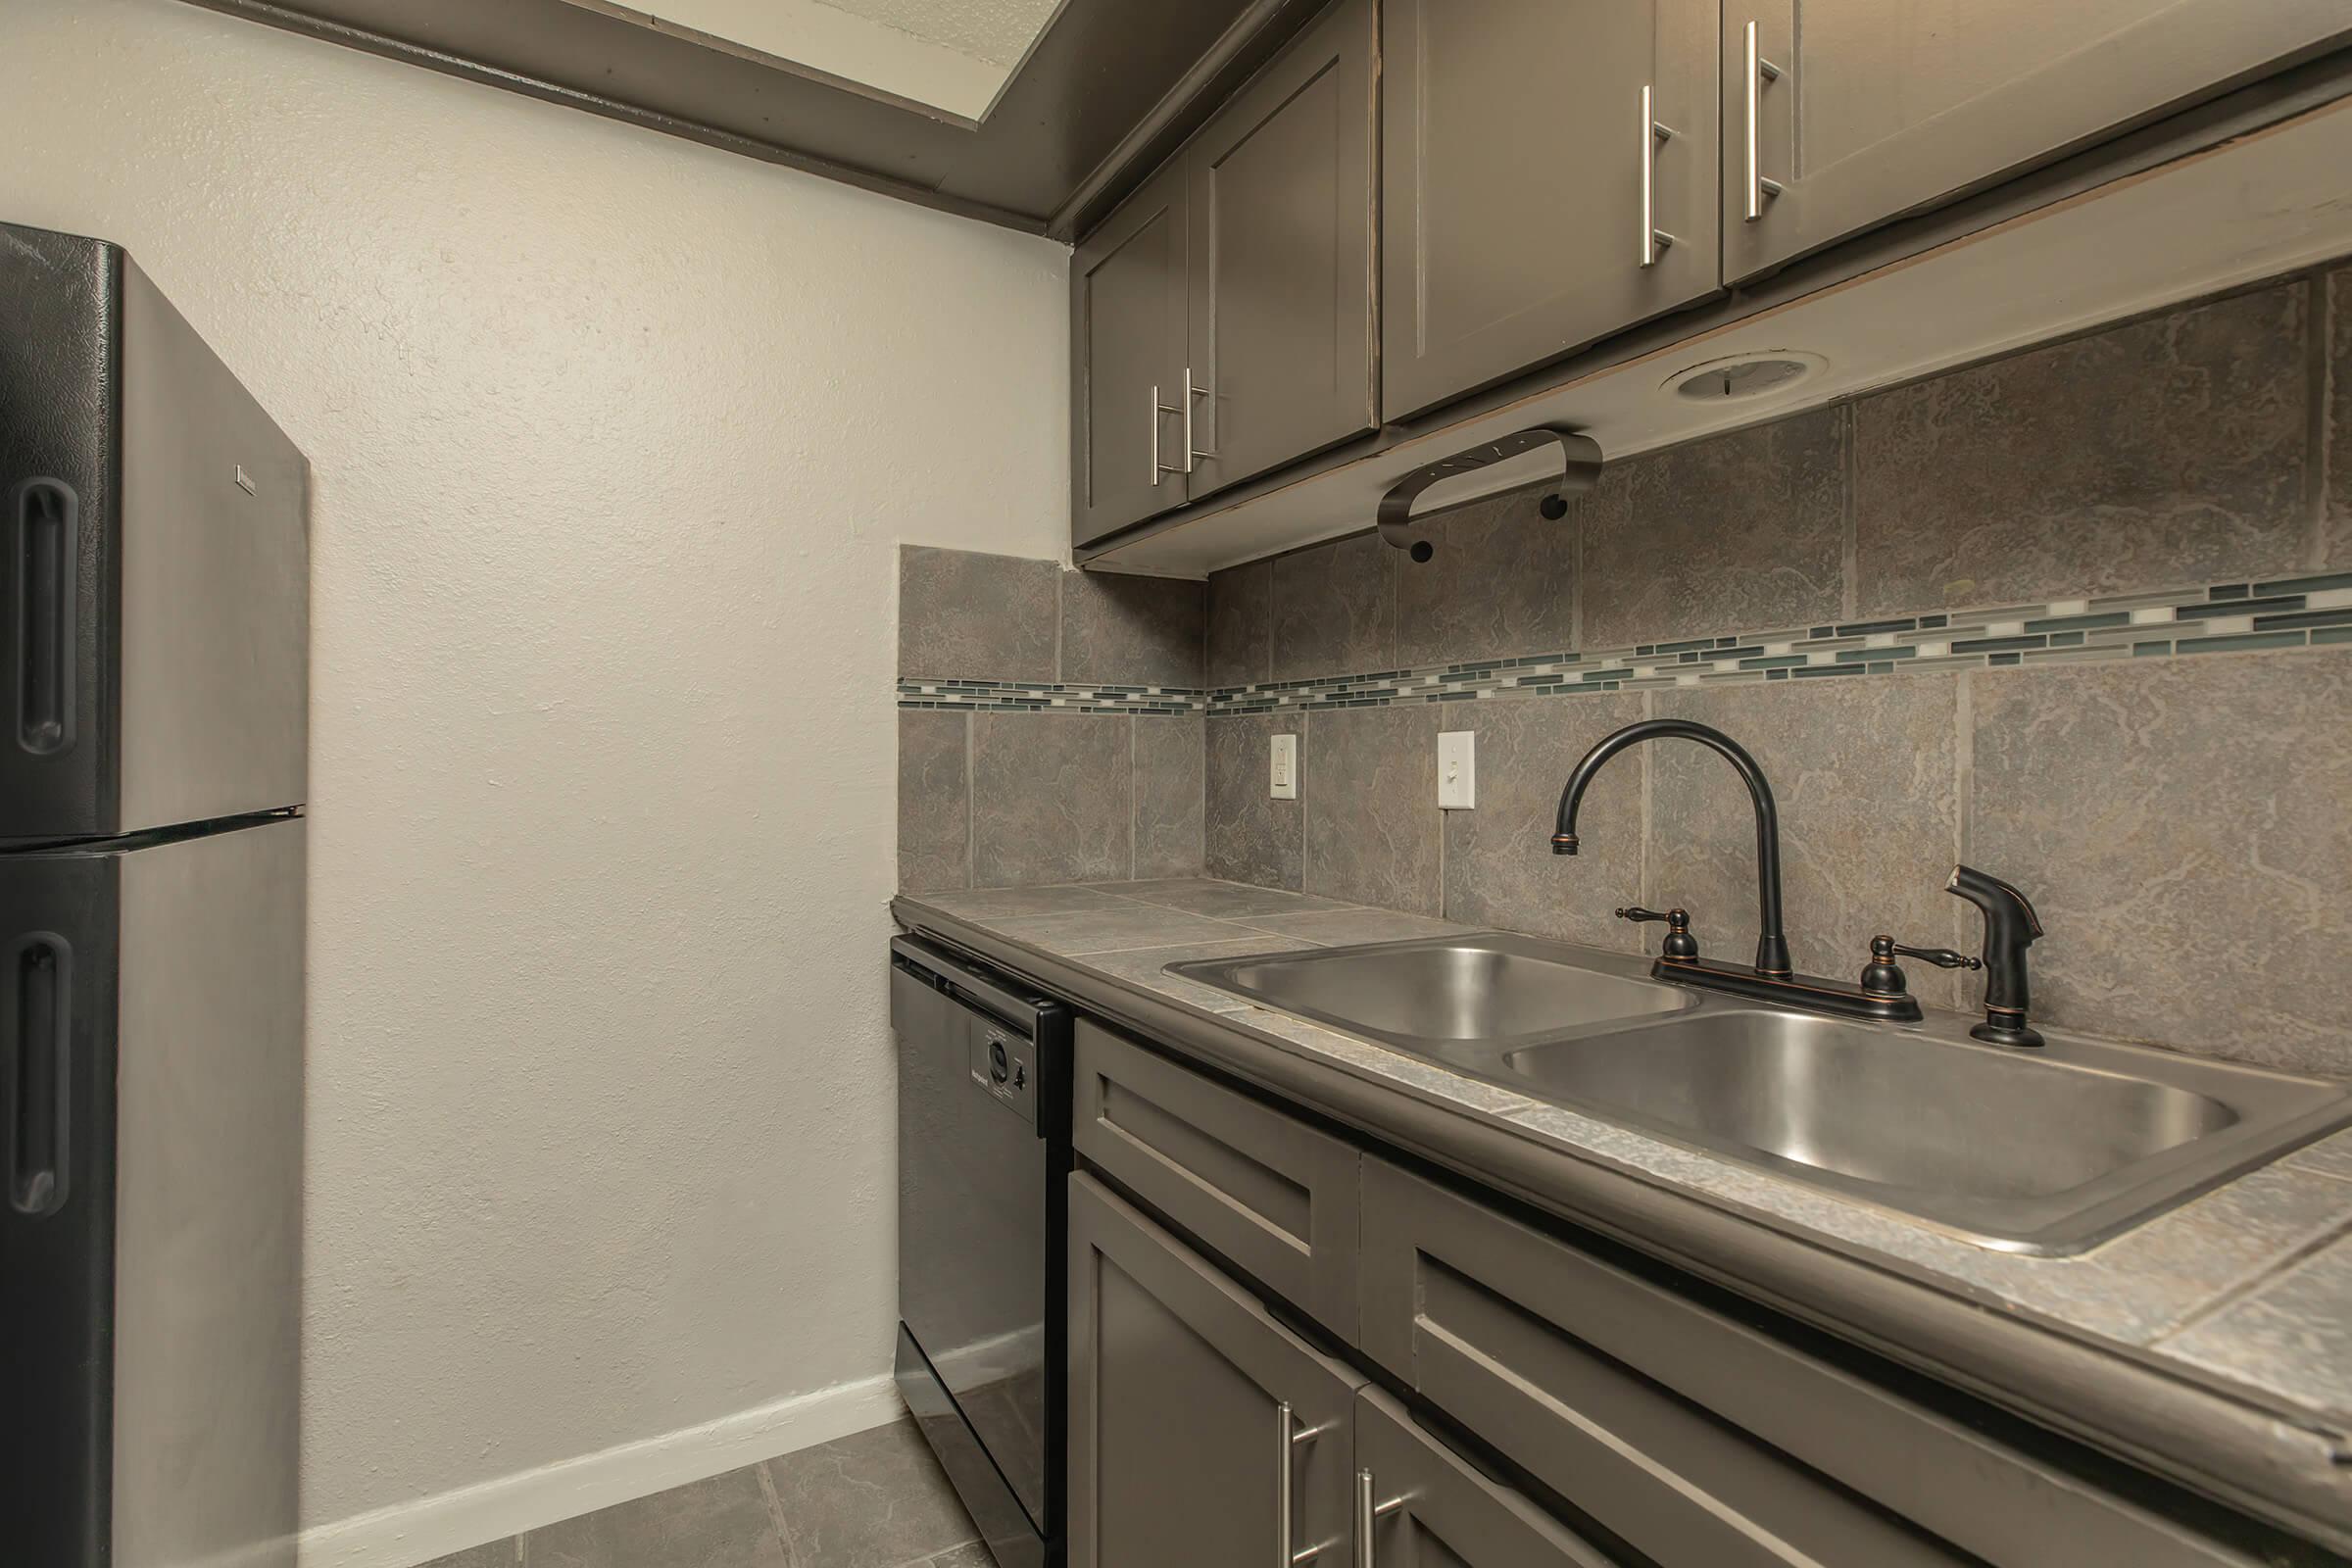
623;0;1069;122
820;0;1066;68
182;0;1317;236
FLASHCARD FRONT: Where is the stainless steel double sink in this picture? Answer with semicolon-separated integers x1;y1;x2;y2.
1168;933;2352;1254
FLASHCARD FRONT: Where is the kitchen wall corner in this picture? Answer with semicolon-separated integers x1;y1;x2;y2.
897;545;1206;890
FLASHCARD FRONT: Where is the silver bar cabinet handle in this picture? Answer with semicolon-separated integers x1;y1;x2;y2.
1742;21;1785;222
1354;1469;1405;1568
1641;85;1678;268
1280;1403;1338;1566
1186;369;1214;471
1150;384;1183;487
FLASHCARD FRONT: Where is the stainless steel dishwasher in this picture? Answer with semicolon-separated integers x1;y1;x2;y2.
892;935;1071;1568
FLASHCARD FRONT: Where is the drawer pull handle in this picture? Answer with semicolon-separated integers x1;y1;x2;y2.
1150;385;1185;487
1354;1469;1407;1567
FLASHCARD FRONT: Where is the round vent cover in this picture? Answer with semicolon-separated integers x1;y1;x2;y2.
1665;351;1826;402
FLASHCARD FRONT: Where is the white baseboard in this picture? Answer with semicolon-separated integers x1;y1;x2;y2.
298;1373;906;1568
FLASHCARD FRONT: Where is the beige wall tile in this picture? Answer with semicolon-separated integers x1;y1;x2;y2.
970;713;1131;887
1968;648;2352;1072
1854;283;2311;614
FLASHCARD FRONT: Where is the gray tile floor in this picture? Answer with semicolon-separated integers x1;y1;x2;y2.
422;1417;985;1568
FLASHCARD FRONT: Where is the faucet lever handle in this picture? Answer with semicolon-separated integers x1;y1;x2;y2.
1860;933;1983;1001
1616;906;1699;962
1888;940;1982;972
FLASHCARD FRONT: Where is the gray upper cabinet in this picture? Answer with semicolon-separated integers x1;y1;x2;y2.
1071;158;1190;548
1722;0;2352;283
1185;0;1378;499
1067;1173;1363;1568
1381;0;1722;418
1072;0;1378;547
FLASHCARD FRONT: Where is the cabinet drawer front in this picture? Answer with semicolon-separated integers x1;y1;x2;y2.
1074;1019;1360;1340
1068;1173;1362;1568
1362;1158;2264;1568
1355;1390;1620;1568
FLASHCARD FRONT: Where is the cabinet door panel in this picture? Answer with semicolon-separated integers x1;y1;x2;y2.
1072;160;1190;547
1354;1391;1620;1567
1067;1173;1361;1568
1073;1019;1360;1338
1383;0;1720;417
1186;0;1378;496
1724;0;2352;282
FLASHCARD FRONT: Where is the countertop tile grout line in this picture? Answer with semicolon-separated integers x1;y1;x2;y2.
2148;1209;2352;1346
2307;270;2331;573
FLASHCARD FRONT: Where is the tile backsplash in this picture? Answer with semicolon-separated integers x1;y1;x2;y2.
896;546;1206;891
1197;267;2352;1075
897;267;2351;1075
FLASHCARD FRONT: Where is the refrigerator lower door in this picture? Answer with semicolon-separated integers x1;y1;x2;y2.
0;816;305;1568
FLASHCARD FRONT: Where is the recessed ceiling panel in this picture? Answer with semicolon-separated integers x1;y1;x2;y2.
634;0;1066;122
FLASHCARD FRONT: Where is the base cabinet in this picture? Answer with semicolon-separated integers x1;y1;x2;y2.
1067;1171;1626;1568
1066;1173;1361;1568
1354;1390;1619;1568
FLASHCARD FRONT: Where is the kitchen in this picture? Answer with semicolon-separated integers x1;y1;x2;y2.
3;1;2350;1566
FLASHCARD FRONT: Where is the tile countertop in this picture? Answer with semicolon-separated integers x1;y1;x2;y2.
891;877;2352;1544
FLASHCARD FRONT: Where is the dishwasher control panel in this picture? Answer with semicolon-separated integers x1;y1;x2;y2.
968;1024;1038;1126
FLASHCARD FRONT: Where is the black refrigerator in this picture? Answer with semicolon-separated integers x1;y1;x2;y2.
2;221;309;1568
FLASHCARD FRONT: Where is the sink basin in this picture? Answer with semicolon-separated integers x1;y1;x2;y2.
1168;933;1693;1052
1171;934;2352;1253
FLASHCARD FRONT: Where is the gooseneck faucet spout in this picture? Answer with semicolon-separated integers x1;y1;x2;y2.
1551;719;1792;977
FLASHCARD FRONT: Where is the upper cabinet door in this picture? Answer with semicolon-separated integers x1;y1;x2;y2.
1382;0;1721;419
1072;159;1191;548
1723;0;2352;283
1185;0;1379;500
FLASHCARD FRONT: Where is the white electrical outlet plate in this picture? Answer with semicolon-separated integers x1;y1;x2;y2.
1269;733;1298;800
1438;730;1476;809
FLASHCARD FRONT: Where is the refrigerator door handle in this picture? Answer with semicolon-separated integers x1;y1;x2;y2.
5;932;72;1216
13;479;79;758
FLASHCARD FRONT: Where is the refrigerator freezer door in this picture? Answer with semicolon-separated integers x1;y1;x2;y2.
0;816;305;1568
0;221;309;845
0;222;119;841
116;259;309;836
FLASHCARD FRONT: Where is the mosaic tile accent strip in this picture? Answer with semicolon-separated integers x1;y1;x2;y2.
898;678;1206;715
1203;572;2352;713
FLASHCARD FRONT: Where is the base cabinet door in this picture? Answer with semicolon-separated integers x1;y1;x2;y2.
1071;160;1191;548
1353;1391;1620;1567
1067;1172;1361;1568
1382;0;1721;417
1723;0;2352;283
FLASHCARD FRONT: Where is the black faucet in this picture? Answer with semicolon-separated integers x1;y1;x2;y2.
1551;719;1922;1023
1947;864;2045;1047
1553;719;1792;976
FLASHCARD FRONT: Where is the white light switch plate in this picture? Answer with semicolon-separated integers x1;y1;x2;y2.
1269;733;1298;800
1439;730;1476;809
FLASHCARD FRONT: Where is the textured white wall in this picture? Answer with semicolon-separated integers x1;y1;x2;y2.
0;0;1067;1538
